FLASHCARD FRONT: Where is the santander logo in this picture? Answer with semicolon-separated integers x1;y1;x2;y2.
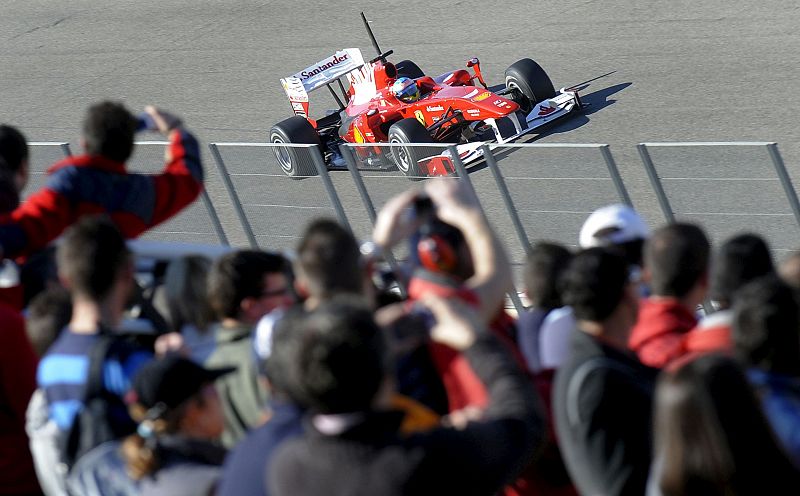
300;53;350;80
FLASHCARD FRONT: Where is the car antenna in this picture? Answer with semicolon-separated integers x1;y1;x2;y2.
361;12;383;58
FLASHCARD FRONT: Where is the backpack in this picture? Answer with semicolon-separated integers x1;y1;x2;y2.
60;334;138;468
26;333;141;496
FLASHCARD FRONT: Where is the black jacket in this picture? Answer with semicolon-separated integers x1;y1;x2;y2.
268;335;545;496
553;329;658;496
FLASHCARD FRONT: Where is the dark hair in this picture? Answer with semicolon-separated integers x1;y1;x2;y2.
614;238;646;268
0;170;19;213
524;242;572;310
262;306;309;399
21;246;59;307
163;255;214;333
207;250;290;319
56;216;131;300
561;247;629;322
25;286;72;356
645;223;710;297
710;233;774;306
275;297;387;414
82;101;137;162
297;218;364;299
655;354;800;496
0;124;28;174
732;275;800;376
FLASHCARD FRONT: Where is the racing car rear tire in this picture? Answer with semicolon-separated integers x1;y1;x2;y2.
269;116;322;178
388;118;435;178
396;60;424;79
504;58;556;113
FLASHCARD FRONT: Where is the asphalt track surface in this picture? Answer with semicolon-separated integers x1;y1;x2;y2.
4;0;800;278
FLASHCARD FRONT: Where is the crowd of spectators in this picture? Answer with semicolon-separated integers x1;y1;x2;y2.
2;100;800;496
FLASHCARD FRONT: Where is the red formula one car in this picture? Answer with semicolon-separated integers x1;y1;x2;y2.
270;14;581;178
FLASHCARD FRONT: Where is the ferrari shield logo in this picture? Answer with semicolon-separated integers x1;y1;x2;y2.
353;127;365;143
414;110;426;125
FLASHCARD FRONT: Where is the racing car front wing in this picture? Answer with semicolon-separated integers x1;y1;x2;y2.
433;89;581;169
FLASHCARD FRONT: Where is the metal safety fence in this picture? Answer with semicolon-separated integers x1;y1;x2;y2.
23;139;800;311
209;141;634;313
208;142;350;253
637;142;800;253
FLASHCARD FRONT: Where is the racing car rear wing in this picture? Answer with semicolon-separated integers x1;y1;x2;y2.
280;48;365;119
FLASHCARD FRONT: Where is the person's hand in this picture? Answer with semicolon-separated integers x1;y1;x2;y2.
372;188;423;249
421;295;481;351
144;105;183;135
375;302;428;353
154;332;189;357
424;178;484;231
442;406;484;429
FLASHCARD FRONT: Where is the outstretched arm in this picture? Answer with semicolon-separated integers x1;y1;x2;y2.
145;106;204;228
425;178;513;323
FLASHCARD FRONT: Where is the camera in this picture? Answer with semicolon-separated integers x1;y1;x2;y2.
136;112;157;133
411;194;466;274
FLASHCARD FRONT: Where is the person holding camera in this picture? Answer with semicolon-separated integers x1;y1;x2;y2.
372;178;522;412
0;101;203;259
373;178;512;326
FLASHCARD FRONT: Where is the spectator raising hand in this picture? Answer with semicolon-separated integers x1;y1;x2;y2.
0;101;204;259
423;295;480;351
372;177;512;325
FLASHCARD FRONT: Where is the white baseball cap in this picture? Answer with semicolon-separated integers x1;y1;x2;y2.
579;204;649;248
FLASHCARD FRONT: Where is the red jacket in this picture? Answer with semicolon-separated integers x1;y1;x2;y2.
408;272;523;411
629;297;697;368
0;129;203;257
408;273;578;496
683;309;734;355
0;302;40;494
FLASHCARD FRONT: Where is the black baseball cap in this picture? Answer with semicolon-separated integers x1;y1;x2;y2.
131;355;235;411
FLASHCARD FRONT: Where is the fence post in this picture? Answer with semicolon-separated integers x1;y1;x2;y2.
449;145;525;314
637;144;676;223
766;143;800;229
340;145;378;225
599;145;633;207
309;146;352;235
340;144;409;298
448;145;478;197
481;144;531;254
199;190;230;246
208;143;259;248
60;143;73;157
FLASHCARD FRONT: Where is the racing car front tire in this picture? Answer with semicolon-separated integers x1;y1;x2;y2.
396;60;424;79
269;116;322;178
505;58;556;113
388;118;435;179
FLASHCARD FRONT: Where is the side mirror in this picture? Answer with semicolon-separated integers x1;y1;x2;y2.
466;58;488;89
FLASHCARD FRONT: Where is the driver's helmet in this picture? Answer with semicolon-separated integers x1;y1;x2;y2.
391;77;420;103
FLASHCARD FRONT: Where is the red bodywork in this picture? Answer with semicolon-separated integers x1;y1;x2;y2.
338;60;519;152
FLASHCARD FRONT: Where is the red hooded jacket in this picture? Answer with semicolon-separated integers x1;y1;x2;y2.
0;129;202;258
